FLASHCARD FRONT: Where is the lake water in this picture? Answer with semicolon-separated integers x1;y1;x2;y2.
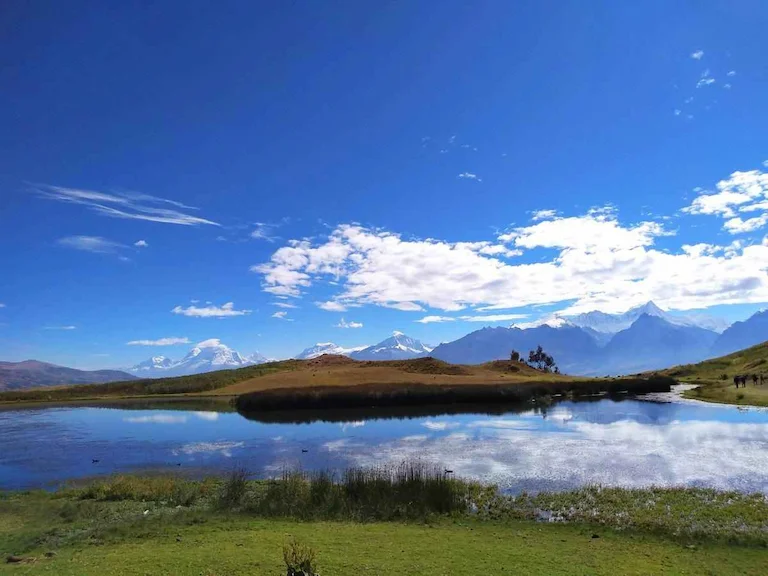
3;389;768;493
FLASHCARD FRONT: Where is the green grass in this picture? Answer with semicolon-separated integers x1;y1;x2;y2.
2;469;768;574
653;341;768;406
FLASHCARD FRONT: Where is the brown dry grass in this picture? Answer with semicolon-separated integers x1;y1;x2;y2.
213;357;573;396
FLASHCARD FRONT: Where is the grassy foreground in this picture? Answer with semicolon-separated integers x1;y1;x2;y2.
2;468;767;575
654;342;768;407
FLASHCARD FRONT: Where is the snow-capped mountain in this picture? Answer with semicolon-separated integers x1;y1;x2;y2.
349;332;433;361
562;301;730;334
130;356;174;374
295;342;369;360
128;339;267;378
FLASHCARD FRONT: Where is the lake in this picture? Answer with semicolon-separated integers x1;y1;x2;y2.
3;389;768;493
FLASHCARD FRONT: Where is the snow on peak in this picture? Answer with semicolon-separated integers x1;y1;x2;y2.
392;331;404;337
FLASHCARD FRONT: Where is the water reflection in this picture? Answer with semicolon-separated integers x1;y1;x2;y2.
2;394;768;494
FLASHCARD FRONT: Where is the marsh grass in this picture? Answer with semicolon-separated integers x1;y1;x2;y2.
252;462;468;521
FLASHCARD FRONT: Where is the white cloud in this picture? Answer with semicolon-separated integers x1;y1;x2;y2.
724;83;732;90
690;50;704;60
272;311;293;321
727;70;736;77
316;301;348;312
253;172;768;317
126;337;191;346
272;301;298;309
335;317;363;328
43;325;77;330
0;303;5;308
531;209;558;221
696;69;715;88
251;222;279;242
171;302;251;318
193;412;220;421
459;313;528;323
415;315;455;324
134;240;149;248
57;236;126;254
683;169;768;235
674;109;682;116
457;172;482;182
34;185;218;226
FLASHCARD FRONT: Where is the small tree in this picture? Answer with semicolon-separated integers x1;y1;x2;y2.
528;345;558;373
510;350;520;362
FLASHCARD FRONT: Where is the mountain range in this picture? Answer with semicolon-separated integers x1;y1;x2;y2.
0;360;135;391
7;302;768;389
126;339;272;378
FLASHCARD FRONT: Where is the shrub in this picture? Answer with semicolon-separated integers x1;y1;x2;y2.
218;467;249;509
283;538;318;576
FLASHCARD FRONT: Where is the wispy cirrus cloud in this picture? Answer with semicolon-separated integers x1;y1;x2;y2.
33;185;218;226
272;301;298;309
126;337;190;346
459;313;528;323
251;222;280;242
43;325;77;330
272;311;293;321
171;302;251;318
57;235;127;254
334;317;363;328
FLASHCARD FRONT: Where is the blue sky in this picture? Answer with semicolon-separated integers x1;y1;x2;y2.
2;1;768;369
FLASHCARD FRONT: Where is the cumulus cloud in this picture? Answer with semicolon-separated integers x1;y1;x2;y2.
335;317;363;328
126;337;190;346
415;315;455;324
253;188;768;315
683;169;768;234
727;70;736;77
272;311;293;321
57;236;126;254
690;50;704;60
34;185;218;226
457;172;482;182
134;240;149;248
171;302;251;318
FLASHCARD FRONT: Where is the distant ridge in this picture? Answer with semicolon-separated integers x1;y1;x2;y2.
0;360;135;391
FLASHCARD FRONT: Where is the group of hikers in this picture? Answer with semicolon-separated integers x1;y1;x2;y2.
733;374;765;388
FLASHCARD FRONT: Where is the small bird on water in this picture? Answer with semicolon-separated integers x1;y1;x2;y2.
92;459;100;464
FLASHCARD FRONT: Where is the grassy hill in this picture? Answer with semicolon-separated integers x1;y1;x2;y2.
655;341;768;406
0;355;672;408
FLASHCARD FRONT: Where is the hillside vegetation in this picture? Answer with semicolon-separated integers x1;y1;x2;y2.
655;341;768;406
